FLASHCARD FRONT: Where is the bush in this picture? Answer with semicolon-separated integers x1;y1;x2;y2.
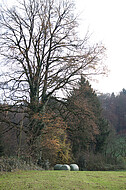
77;152;126;171
0;156;44;172
116;156;126;169
85;153;106;171
77;153;87;171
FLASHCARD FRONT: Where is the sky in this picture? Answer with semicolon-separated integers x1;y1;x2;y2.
1;0;126;94
75;0;126;94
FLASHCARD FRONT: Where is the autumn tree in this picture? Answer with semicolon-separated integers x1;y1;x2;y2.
34;112;72;166
0;0;106;157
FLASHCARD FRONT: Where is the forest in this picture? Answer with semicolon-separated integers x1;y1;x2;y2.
0;0;125;171
0;77;126;171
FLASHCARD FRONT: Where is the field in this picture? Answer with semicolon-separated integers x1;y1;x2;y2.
0;170;126;190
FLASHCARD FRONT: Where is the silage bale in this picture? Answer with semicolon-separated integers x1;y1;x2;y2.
70;164;79;171
54;164;63;170
61;164;70;170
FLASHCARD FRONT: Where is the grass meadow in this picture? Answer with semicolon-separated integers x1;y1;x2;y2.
0;170;126;190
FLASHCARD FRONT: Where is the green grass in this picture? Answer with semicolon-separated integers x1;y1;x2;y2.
0;170;126;190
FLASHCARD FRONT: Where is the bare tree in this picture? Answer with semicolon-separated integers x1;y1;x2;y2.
0;0;106;156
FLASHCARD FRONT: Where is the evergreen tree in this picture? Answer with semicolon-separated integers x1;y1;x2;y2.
66;76;110;155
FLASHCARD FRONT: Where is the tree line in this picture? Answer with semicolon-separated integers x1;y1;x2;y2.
0;76;111;169
0;77;126;170
99;89;126;135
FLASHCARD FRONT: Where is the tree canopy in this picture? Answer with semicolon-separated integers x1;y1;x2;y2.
0;0;106;105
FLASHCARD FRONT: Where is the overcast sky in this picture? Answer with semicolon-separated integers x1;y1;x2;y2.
75;0;126;94
1;0;126;94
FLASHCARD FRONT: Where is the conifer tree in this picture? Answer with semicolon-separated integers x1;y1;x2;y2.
66;76;110;155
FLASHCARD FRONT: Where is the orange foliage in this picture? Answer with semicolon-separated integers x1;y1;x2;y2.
34;112;72;165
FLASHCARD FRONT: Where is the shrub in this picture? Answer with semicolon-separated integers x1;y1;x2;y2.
77;153;87;171
0;156;44;172
85;153;106;171
76;152;126;171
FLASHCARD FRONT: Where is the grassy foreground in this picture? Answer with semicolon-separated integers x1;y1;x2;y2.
0;170;126;190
